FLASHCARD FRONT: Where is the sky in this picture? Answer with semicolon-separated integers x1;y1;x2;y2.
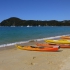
0;0;70;22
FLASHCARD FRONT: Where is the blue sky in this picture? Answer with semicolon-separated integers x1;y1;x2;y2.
0;0;70;22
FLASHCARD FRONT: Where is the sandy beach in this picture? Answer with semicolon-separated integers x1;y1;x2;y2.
0;41;70;70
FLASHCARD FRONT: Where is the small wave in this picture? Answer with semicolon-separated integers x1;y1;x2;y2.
0;41;29;48
37;34;70;41
0;34;69;48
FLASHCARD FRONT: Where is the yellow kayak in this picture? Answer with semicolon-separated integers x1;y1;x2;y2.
45;39;70;44
16;45;59;52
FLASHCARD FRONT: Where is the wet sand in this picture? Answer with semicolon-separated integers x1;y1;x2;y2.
0;41;70;70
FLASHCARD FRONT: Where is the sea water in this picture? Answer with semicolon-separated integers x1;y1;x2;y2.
0;26;70;47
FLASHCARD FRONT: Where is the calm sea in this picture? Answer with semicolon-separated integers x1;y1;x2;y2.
0;26;70;47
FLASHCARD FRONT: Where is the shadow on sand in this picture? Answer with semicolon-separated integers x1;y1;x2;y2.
56;50;63;52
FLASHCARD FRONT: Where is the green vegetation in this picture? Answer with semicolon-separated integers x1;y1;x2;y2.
0;17;70;26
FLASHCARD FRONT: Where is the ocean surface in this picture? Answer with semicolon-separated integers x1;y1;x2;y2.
0;26;70;47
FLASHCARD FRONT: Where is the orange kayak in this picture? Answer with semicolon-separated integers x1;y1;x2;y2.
36;43;70;48
61;36;70;39
16;45;59;52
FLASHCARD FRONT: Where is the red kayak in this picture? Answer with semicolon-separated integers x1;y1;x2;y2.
16;45;60;52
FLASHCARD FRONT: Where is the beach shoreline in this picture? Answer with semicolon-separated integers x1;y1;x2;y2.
0;40;70;70
0;34;65;48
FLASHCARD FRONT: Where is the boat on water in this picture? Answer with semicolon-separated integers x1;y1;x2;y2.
36;42;70;48
16;45;59;52
45;39;70;44
27;25;30;27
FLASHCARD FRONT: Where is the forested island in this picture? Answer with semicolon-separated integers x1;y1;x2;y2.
0;17;70;26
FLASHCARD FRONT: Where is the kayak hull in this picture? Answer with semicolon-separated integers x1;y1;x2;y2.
36;43;70;48
61;36;70;39
45;39;70;44
16;45;59;52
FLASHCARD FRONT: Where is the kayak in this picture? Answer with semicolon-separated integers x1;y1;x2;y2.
45;39;70;44
61;36;70;39
36;43;70;48
16;45;59;52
